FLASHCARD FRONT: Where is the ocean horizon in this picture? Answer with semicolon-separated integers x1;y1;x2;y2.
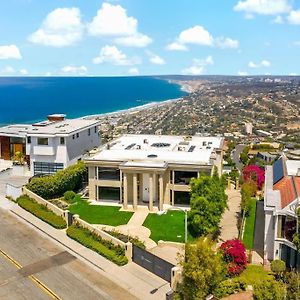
0;76;186;125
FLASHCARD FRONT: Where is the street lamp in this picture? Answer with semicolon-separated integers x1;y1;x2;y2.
157;206;188;243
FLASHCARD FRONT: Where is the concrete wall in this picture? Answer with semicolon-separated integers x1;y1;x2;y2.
264;211;275;260
73;215;132;261
6;183;22;200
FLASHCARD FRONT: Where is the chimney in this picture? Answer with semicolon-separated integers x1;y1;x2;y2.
47;114;66;122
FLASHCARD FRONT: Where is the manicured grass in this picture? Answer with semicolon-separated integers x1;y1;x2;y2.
238;265;273;286
67;224;128;266
69;199;133;226
243;198;257;249
17;195;67;229
143;210;194;243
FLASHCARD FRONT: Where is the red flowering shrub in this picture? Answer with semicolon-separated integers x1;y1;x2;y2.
243;165;265;190
220;239;247;276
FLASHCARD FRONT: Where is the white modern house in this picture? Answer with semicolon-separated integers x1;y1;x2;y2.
0;114;101;176
264;156;300;270
84;134;224;211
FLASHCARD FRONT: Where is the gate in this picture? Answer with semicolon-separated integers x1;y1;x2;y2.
67;211;74;226
132;245;174;282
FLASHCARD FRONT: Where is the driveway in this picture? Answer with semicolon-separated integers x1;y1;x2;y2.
232;144;246;172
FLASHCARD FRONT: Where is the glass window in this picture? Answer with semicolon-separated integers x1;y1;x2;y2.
98;187;120;201
277;215;297;242
76;133;79;138
37;138;48;145
88;128;91;136
72;134;75;139
95;126;97;133
60;137;65;145
33;162;64;175
98;167;120;180
174;171;198;185
27;136;31;144
174;191;190;205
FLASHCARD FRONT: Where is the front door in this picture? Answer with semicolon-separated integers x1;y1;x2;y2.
142;173;150;202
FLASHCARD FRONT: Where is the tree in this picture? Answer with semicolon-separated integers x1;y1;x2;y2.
220;239;247;276
243;165;265;190
271;260;286;280
241;180;257;216
188;173;227;236
180;238;226;299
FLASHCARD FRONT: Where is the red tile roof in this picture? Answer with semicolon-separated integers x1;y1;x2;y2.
274;177;297;209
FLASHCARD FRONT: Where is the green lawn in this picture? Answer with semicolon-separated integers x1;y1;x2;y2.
238;265;273;285
143;210;194;243
69;198;133;226
243;198;257;249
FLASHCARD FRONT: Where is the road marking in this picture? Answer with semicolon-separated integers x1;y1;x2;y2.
0;248;61;300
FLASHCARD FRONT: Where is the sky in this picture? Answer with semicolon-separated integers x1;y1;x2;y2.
0;0;300;76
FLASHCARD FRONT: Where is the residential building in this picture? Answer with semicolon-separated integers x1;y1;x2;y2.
264;156;300;270
84;134;224;211
245;122;253;135
0;114;101;175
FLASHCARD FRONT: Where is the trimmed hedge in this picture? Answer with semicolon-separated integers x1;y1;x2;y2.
214;278;247;298
66;224;128;266
17;195;67;229
26;162;87;199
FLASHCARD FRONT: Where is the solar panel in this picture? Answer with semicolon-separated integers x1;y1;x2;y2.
273;158;284;184
188;145;196;152
125;143;136;150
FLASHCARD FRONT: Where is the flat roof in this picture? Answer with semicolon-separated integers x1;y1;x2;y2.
286;160;300;176
86;134;223;166
0;118;100;137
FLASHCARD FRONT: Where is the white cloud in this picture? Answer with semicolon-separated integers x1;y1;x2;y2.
88;3;151;48
293;41;300;46
93;45;140;66
182;56;214;75
289;72;297;76
60;65;88;75
146;51;165;65
238;71;249;76
288;9;300;24
128;68;139;75
167;25;238;51
248;59;271;68
0;66;15;75
115;33;152;47
28;8;83;47
20;69;28;75
0;45;22;60
215;37;239;49
234;0;291;16
166;42;188;51
272;15;284;23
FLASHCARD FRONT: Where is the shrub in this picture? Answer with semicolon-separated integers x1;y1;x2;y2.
64;191;76;203
214;278;247;298
271;259;286;280
284;272;300;300
27;162;87;199
104;230;146;249
253;279;286;300
220;239;247;276
67;224;128;266
243;165;265;190
17;195;67;229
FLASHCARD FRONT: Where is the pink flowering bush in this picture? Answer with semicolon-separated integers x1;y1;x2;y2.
220;239;247;276
243;165;265;190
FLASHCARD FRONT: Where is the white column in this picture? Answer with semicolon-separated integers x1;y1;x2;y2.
123;173;128;209
149;173;154;211
159;174;164;211
133;173;138;210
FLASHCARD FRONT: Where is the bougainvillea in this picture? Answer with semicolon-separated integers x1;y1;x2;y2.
220;239;247;276
243;165;265;190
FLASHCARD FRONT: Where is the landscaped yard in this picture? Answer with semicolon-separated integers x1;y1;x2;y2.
238;265;273;285
143;210;194;243
243;198;257;249
69;198;133;226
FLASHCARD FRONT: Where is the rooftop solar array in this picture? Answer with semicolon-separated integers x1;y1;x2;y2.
273;157;284;184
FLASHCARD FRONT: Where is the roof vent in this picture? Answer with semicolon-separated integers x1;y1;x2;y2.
147;154;157;158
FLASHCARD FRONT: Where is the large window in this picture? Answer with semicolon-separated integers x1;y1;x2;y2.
174;191;190;205
97;167;120;180
37;138;48;145
277;215;297;242
174;171;198;185
98;187;120;201
33;162;64;175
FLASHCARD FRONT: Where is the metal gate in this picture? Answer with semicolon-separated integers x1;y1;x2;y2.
132;245;174;282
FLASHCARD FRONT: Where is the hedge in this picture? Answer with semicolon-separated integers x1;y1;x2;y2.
17;195;67;229
26;162;87;199
66;224;128;266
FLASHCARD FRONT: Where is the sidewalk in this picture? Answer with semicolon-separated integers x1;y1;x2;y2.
0;197;171;300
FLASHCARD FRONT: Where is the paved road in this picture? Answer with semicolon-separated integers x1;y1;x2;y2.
232;144;246;171
0;209;138;300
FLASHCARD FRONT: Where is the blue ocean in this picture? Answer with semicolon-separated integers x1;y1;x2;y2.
0;77;186;125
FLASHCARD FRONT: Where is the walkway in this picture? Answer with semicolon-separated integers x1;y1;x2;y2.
219;185;241;243
252;200;264;265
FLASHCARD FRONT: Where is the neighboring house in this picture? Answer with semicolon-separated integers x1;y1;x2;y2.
0;114;101;175
264;157;300;270
84;134;224;211
256;152;278;164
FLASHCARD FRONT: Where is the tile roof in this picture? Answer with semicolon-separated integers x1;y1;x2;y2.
273;177;297;209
